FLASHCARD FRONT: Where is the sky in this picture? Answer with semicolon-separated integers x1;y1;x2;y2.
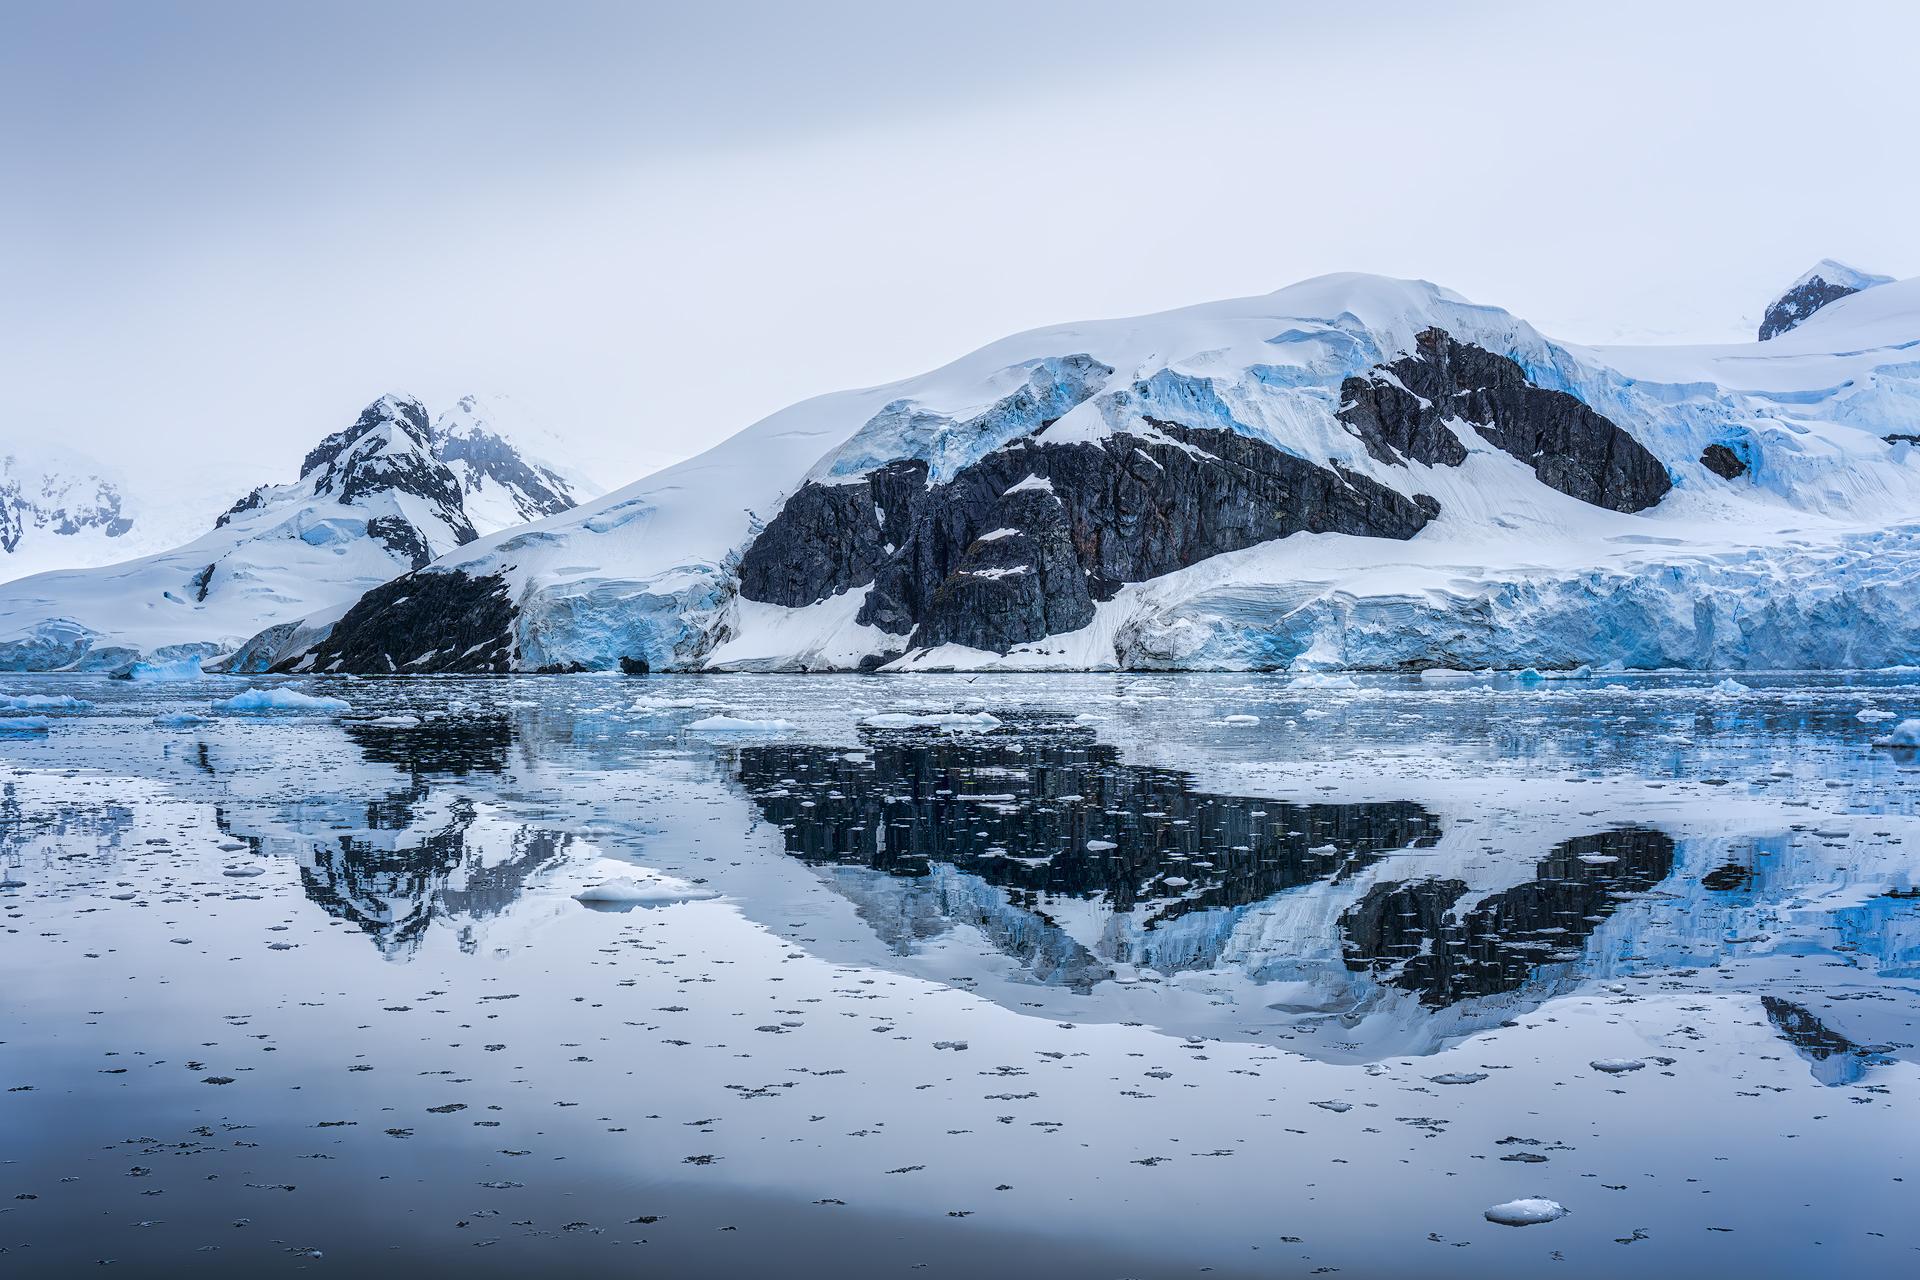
5;0;1917;499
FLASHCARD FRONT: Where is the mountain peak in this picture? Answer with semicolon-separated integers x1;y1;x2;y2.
1759;259;1894;341
299;393;433;479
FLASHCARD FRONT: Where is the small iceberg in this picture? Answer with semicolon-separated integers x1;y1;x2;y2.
862;711;1002;731
1589;1058;1645;1074
1711;677;1751;696
216;687;352;715
0;715;53;733
573;875;718;908
1871;718;1920;748
0;693;91;712
686;715;793;734
153;711;214;727
124;656;206;682
1288;672;1356;689
1483;1198;1568;1227
1222;714;1260;726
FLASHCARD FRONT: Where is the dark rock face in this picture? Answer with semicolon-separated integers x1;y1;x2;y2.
1759;276;1862;341
282;569;515;674
1700;443;1748;480
1340;826;1676;1006
915;484;1094;651
213;486;268;529
365;515;436;570
743;420;1435;654
432;407;582;522
1338;329;1672;513
737;459;926;606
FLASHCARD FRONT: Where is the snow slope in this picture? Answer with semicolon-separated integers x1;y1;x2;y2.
281;268;1920;674
0;394;594;671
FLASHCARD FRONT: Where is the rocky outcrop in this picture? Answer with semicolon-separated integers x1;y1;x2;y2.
915;481;1094;651
1338;328;1672;512
736;459;926;606
1700;442;1748;480
279;569;516;674
743;420;1437;654
1759;261;1891;341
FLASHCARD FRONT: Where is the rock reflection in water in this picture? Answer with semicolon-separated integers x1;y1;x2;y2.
227;711;575;956
1762;995;1892;1086
734;720;1441;927
1340;826;1676;1006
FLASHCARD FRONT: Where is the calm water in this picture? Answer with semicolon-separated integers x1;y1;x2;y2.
3;671;1917;1277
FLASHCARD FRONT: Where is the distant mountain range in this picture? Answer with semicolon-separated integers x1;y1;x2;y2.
0;393;598;671
4;260;1916;674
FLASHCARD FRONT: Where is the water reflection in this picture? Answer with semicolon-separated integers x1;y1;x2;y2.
1338;827;1676;1006
222;710;579;956
735;719;1441;927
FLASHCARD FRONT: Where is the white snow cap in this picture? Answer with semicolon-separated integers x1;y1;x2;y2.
1786;259;1894;293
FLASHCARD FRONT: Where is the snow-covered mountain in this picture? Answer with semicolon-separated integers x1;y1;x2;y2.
431;394;602;534
0;445;261;583
1757;259;1894;340
0;393;596;671
256;265;1920;675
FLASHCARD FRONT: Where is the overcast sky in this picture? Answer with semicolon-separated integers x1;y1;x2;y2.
5;0;1916;495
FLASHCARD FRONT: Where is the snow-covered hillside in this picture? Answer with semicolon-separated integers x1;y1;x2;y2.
0;394;596;671
263;265;1920;675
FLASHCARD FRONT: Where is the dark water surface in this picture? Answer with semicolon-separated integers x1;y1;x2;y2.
3;671;1917;1276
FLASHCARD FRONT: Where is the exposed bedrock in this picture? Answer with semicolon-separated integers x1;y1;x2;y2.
278;569;515;674
743;421;1435;654
1338;328;1672;513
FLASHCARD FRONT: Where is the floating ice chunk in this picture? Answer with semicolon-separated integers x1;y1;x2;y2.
1483;1198;1568;1227
216;687;352;715
125;656;205;681
1857;707;1896;723
0;715;53;733
1289;672;1356;689
1711;677;1751;696
1222;714;1260;725
1543;664;1593;680
573;875;718;907
0;694;91;712
1871;718;1920;748
221;866;265;878
685;715;793;733
1589;1058;1645;1073
1419;668;1477;681
863;711;1002;731
1515;668;1544;683
1086;839;1118;852
1308;843;1339;856
364;714;422;728
153;711;213;727
1576;853;1619;865
1429;1072;1489;1085
1310;1099;1352;1113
